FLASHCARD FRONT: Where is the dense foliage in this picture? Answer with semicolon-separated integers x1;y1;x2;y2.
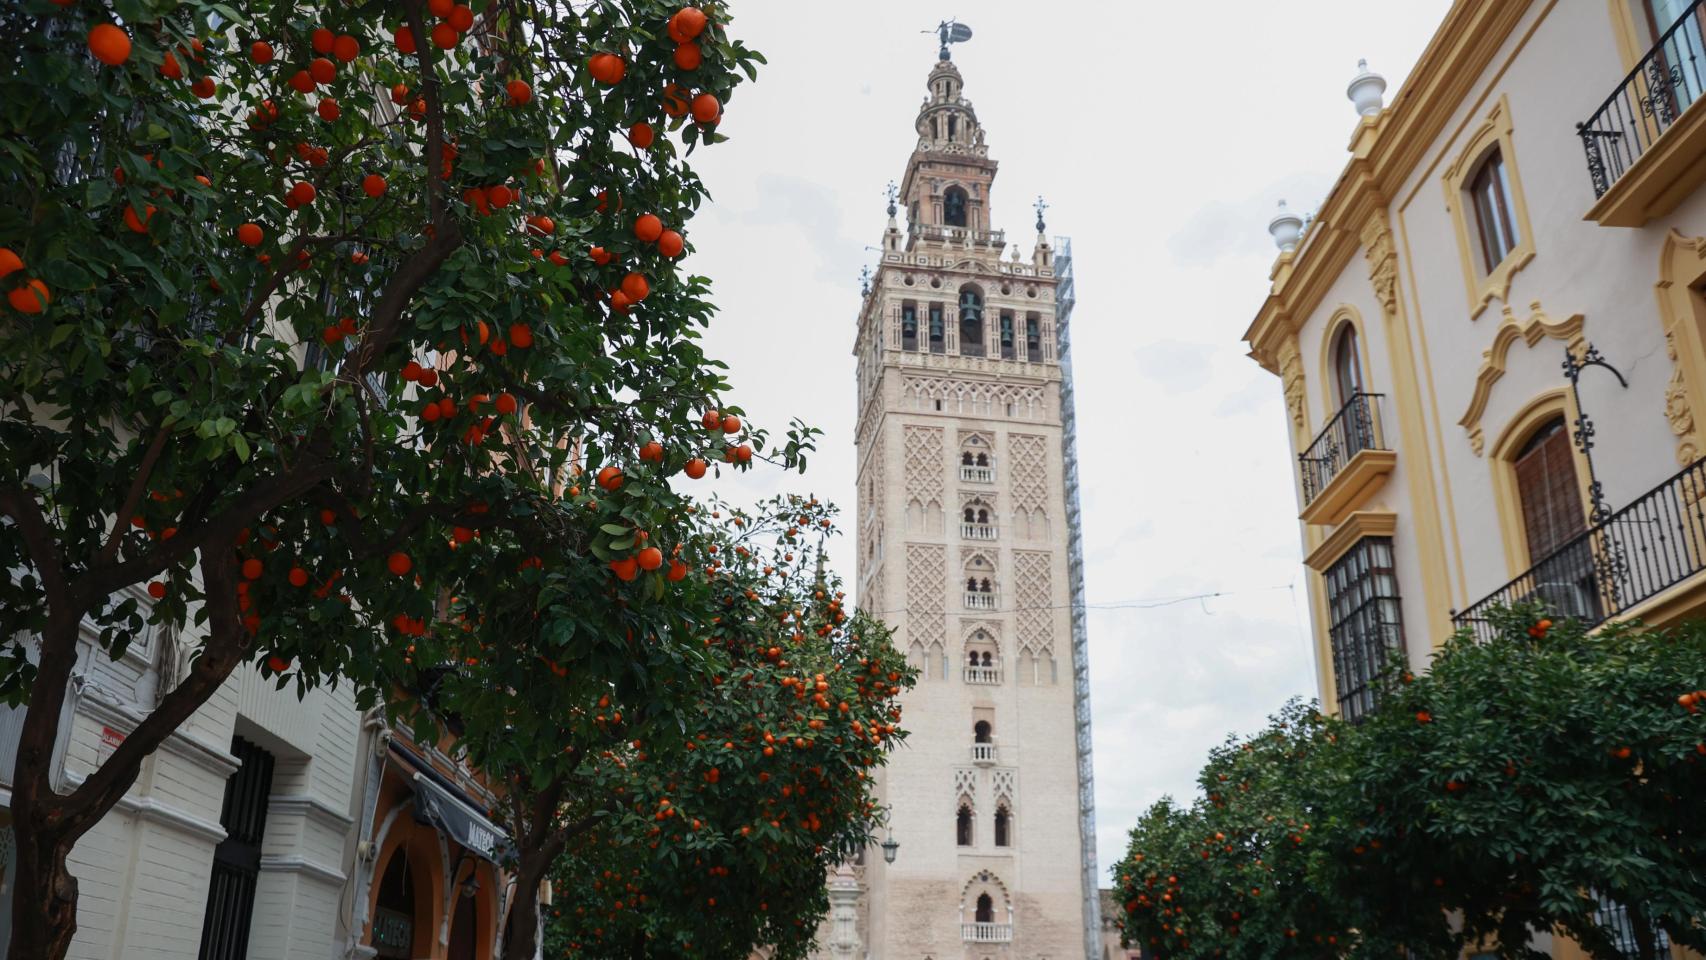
1112;609;1706;960
0;0;816;956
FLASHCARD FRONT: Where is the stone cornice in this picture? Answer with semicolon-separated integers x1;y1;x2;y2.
1245;0;1535;371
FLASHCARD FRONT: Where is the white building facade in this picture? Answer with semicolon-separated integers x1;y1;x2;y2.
845;44;1099;960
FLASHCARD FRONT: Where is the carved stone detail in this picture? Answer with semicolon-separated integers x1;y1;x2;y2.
1008;434;1048;515
1667;331;1699;466
1361;213;1399;317
1459;301;1587;454
902;426;944;508
1277;335;1307;433
1013;550;1052;655
902;376;1047;419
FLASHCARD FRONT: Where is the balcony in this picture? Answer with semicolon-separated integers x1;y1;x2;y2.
911;222;1007;248
963;592;996;611
962;923;1013;943
1454;457;1706;640
1298;393;1395;526
970;742;998;764
1579;0;1706;226
961;522;998;541
964;666;1001;686
960;464;995;484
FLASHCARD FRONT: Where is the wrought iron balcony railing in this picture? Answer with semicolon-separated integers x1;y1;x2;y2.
1578;0;1706;197
960;464;995;483
1299;393;1385;506
1454;457;1706;640
962;923;1013;943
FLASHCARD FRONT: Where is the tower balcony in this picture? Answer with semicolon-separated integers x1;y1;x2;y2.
910;222;1006;248
964;664;1002;686
963;591;997;611
960;464;995;484
962;922;1013;944
961;522;998;541
969;742;998;764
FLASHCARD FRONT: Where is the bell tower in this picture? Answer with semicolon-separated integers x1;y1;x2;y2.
845;25;1099;960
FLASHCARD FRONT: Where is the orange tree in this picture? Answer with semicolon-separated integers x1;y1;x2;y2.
0;0;780;956
407;494;913;960
1112;613;1706;960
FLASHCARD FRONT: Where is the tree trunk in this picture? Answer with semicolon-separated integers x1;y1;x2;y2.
7;824;80;960
500;859;546;960
1626;899;1658;960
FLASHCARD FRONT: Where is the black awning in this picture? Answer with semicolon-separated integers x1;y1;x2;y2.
406;770;512;866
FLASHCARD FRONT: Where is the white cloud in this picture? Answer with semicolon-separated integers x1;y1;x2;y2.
681;0;1453;884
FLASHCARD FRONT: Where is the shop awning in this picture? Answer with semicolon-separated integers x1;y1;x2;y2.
408;770;512;866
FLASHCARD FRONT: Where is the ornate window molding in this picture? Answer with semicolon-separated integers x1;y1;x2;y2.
1458;302;1586;455
1657;231;1706;467
1487;388;1595;578
1442;95;1536;319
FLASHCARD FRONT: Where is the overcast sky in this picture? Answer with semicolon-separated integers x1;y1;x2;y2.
681;0;1453;882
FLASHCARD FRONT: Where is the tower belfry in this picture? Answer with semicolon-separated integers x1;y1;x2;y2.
842;34;1099;960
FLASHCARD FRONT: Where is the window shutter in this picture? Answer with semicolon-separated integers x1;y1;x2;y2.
1515;422;1586;563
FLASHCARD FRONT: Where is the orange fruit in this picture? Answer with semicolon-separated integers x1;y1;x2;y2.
448;5;474;31
663;83;690;117
289;70;316;93
673;42;701;71
628;122;655;148
159;51;183;80
487;184;514;208
7;279;50;313
721;414;741;434
621;272;650;301
588;52;626;85
690;92;721;124
589;245;611;265
333;34;360;62
124;204;155;233
288;567;309;588
633;214;663;242
429;0;454;15
684;458;707;479
671;7;709;40
309;57;335;84
507;79;532;105
242;558;264;580
387;552;412;576
597;465;623;490
391;82;409;104
527;215;554;235
250;40;275;64
147;581;167;599
637;546;663;571
312;27;335;53
288;181;316;205
431;23;458;48
87;24;131;66
394;26;417;54
639;441;663;462
609;290;632;313
656;230;684;257
508;322;533;348
0;248;23;278
237;223;263;246
266;655;290;673
610;557;639;581
495;393;517;415
317;97;340;121
667;560;688;581
700;409;721;430
191;77;217;99
362;173;387;197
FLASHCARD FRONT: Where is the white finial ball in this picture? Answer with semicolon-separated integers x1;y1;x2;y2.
1347;59;1387;117
1268;200;1304;252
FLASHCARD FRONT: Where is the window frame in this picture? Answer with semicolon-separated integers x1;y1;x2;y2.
1468;149;1520;274
1324;537;1405;723
1442;95;1535;318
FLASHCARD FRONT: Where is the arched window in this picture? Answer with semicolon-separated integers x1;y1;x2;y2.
962;451;974;465
994;806;1010;847
963;507;976;523
1468;147;1519;273
373;850;420;959
973;720;992;743
980;651;992;667
976;508;989;524
976;453;988;466
956;804;973;846
966;577;978;592
1332;324;1362;407
975;893;994;923
944;187;968;227
967;650;980;666
1512;417;1597;620
959;286;984;357
979;578;991;593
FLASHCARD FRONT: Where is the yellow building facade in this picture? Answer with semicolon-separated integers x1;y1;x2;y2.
1247;1;1706;955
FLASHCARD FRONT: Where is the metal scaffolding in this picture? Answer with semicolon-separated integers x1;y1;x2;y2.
1053;236;1103;960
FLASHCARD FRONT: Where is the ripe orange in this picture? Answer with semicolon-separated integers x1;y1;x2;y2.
527;215;554;236
394;26;417;54
147;581;167;599
735;444;752;462
237;223;263;247
495;393;517;414
312;27;335;53
671;7;709;40
701;409;721;430
88;24;131;66
633;214;663;242
432;23;458;48
250;41;275;64
288;181;316;205
721;414;741;434
673;42;701;71
387;552;412;576
621;272;649;301
487;184;514;208
588;52;626;85
124;204;155;233
628;122;654;148
448;5;474;31
637;546;663;571
429;0;454;15
190;77;217;99
362;173;387;197
508;322;533;348
610;557;638;581
309;57;335;84
589;245;612;265
690;93;721;124
684;458;707;479
391;82;409;104
609;290;632;313
597;465;623;490
0;249;24;278
333;34;360;62
507;79;532;105
242;558;264;580
656;229;684;257
288;567;309;588
289;70;315;93
668;560;688;581
317;97;340;121
267;655;290;673
7;279;50;313
159;51;183;80
662;84;689;118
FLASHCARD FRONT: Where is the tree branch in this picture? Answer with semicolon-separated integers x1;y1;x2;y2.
97;425;169;566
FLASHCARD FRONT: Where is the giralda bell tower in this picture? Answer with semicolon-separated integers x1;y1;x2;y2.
844;21;1100;960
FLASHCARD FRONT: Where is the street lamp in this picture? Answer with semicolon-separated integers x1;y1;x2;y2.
880;836;899;865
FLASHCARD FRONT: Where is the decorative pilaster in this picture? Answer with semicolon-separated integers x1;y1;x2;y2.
1361;213;1398;318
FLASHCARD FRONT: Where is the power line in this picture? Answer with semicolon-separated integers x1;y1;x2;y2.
855;582;1298;620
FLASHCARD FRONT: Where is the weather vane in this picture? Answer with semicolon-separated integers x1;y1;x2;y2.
885;180;899;218
859;265;873;296
923;19;973;60
1034;195;1049;234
